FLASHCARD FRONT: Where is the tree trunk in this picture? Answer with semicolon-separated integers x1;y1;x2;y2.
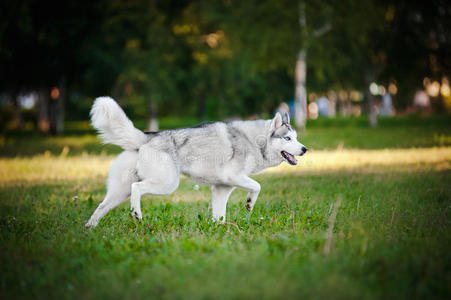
365;72;378;127
294;50;308;130
147;99;158;132
49;77;66;135
368;97;377;127
12;92;23;130
294;1;332;129
38;88;50;133
56;77;66;135
294;1;309;131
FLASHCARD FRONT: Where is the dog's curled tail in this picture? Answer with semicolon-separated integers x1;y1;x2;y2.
90;97;147;150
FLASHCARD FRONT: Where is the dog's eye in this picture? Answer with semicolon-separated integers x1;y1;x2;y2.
284;136;291;141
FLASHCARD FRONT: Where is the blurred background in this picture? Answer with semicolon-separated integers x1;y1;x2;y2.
1;2;451;298
1;0;450;137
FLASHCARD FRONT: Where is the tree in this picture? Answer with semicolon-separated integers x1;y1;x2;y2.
301;0;387;126
294;1;332;130
0;0;104;134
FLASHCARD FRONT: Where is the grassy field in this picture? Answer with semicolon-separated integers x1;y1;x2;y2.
0;115;450;157
1;116;450;299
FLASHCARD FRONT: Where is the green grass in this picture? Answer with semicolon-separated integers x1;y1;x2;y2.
303;115;451;150
0;169;450;299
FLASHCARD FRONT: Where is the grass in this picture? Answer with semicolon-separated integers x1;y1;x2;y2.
0;115;450;157
303;114;451;150
1;115;450;299
1;168;449;299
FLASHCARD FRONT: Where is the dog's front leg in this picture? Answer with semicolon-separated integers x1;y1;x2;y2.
211;185;235;222
245;190;259;212
229;175;261;212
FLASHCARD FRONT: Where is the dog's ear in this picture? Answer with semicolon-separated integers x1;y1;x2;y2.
270;112;283;131
282;112;290;125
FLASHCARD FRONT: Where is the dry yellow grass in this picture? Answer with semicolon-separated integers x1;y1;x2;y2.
1;147;450;185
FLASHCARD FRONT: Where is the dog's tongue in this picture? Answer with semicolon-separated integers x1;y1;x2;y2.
282;151;297;165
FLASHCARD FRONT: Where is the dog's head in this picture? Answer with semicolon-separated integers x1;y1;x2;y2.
267;112;307;165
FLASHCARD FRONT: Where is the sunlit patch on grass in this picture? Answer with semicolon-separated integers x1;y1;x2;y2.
0;152;113;185
270;146;451;174
0;147;450;185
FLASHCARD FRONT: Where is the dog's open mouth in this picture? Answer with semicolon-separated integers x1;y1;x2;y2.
281;151;297;165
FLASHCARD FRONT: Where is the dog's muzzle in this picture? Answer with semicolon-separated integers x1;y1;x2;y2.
281;151;297;165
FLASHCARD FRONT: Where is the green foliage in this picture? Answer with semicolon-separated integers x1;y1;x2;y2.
0;0;104;90
1;0;450;122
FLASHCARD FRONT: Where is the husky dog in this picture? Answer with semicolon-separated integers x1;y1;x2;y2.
85;97;307;228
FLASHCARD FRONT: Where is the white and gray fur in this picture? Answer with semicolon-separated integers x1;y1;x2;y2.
85;97;307;228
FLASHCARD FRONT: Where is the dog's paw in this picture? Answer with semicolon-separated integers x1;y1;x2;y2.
245;198;252;212
212;215;226;223
85;221;97;229
131;209;143;221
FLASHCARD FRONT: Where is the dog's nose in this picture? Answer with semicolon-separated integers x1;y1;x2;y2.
302;147;308;153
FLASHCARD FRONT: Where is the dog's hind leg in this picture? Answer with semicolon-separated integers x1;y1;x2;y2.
130;179;180;220
85;151;139;228
211;185;235;222
85;185;130;228
130;147;180;221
